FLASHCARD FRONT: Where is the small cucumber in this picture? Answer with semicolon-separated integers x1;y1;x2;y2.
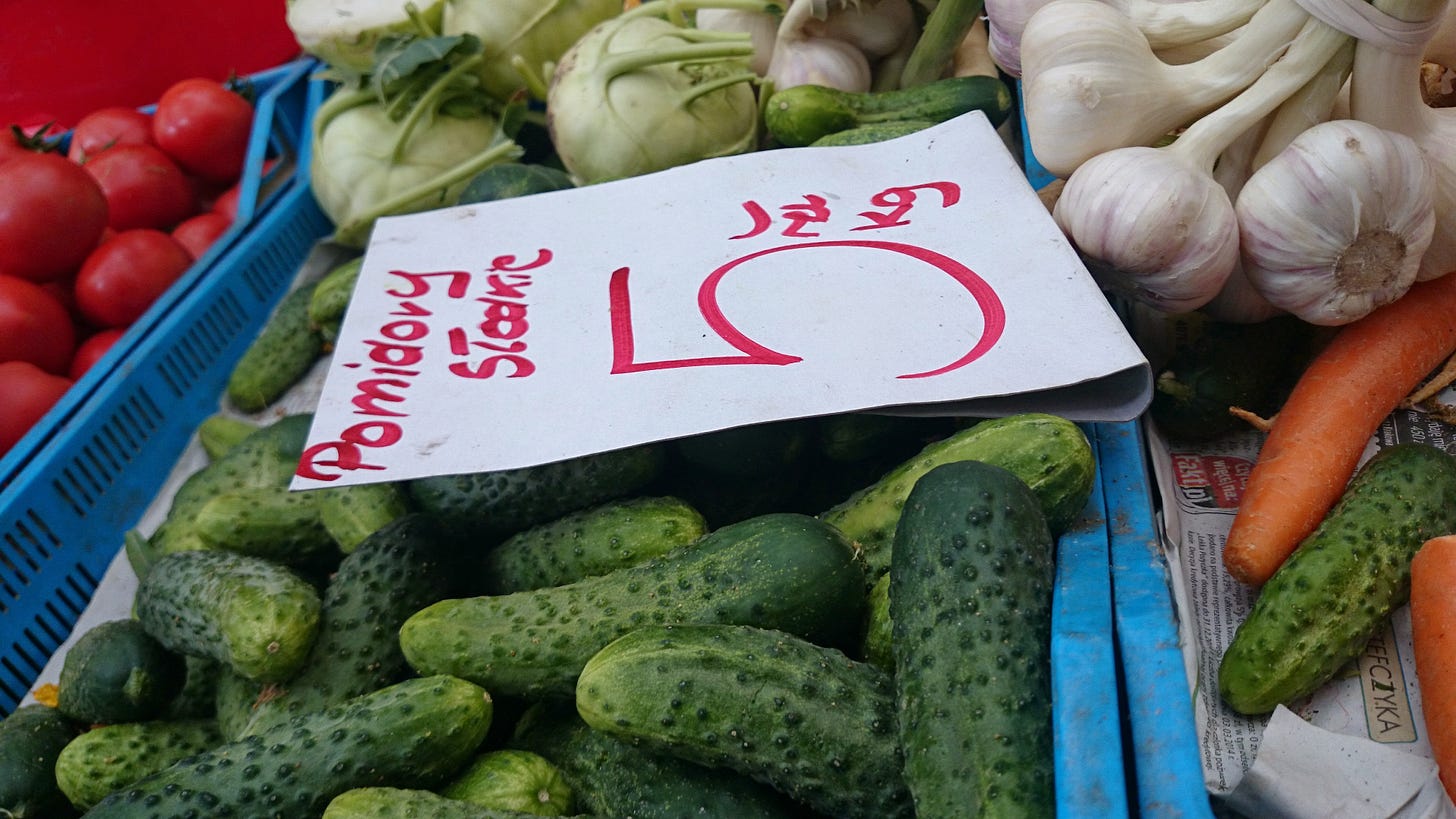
226;280;326;412
482;496;708;593
440;750;575;816
765;75;1014;148
820;412;1094;583
1219;443;1456;714
191;486;339;566
134;549;323;683
314;481;414;552
576;623;912;819
890;460;1056;818
163;655;220;720
862;572;893;671
325;787;596;819
84;675;493;819
408;443;667;542
810;121;937;147
195;414;259;461
56;619;187;725
54;719;224;810
307;256;363;332
401;512;866;699
510;701;808;819
223;515;464;738
457;162;576;205
0;704;81;819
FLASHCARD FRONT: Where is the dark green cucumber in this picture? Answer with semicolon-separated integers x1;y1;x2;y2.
84;675;493;819
440;750;575;816
307;256;363;338
482;496;708;593
134;549;323;683
324;787;598;819
511;701;809;819
1220;443;1456;715
457;162;576;205
671;419;812;480
576;623;912;819
810;121;937;146
401;512;866;699
223;515;464;738
55;618;187;725
196;414;260;461
191;486;339;566
54;719;224;810
0;704;81;819
408;443;667;542
765;75;1014;148
226;280;327;412
890;460;1056;818
163;655;221;720
862;572;893;671
820;412;1094;583
814;413;949;464
314;481;414;552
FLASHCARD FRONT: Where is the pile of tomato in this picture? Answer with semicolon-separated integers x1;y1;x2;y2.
0;77;257;456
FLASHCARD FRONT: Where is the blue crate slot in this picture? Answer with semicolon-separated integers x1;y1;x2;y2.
1097;420;1215;818
0;181;333;715
1053;424;1130;818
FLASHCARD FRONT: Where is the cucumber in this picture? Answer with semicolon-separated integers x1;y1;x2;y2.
223;515;464;738
441;750;575;816
810;121;937;146
55;618;187;725
401;512;866;699
890;460;1056;818
764;75;1014;148
324;787;598;819
510;701;809;819
457;162;576;205
195;414;259;461
163;655;221;720
862;572;893;670
576;623;912;819
481;496;708;593
190;485;339;566
315;481;414;552
307;256;364;335
814;413;948;464
820;412;1094;583
671;419;812;480
226;280;327;412
0;704;81;819
84;675;493;819
134;549;323;683
54;719;224;810
408;443;667;542
1219;443;1456;714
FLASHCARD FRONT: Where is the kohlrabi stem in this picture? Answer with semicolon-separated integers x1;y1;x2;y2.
899;0;985;89
333;138;524;246
313;88;378;137
678;70;761;107
392;53;488;164
403;2;440;37
510;54;552;100
599;40;754;82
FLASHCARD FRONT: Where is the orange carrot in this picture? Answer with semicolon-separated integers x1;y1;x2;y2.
1222;272;1456;586
1412;534;1456;803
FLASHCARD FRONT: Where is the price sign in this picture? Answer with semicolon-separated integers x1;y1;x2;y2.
294;112;1150;489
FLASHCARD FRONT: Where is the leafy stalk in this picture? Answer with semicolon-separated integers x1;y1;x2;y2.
392;53;489;163
899;0;985;89
599;40;756;81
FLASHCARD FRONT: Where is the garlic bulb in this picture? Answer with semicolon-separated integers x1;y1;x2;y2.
696;8;781;74
803;0;917;60
1237;120;1435;325
765;0;874;92
1020;0;1314;177
1201;115;1286;322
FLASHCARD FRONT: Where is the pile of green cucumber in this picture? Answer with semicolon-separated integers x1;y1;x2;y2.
2;407;1099;819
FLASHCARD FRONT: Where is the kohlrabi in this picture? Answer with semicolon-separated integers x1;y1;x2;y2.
310;32;523;247
442;0;625;102
287;0;450;72
546;0;780;185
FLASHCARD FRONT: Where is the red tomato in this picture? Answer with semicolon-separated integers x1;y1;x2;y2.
171;211;232;260
69;327;127;380
0;274;77;374
0;152;109;282
84;143;198;231
0;360;73;454
152;78;255;186
74;229;193;328
68;107;155;162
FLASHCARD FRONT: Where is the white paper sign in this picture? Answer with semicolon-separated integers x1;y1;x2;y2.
293;113;1149;489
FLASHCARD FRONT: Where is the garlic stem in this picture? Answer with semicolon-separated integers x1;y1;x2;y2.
1252;39;1354;167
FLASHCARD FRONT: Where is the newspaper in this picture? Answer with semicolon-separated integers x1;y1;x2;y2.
1134;308;1456;817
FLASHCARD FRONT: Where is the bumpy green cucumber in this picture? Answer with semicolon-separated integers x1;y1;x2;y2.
163;655;220;720
314;481;414;552
134;549;323;683
191;486;339;566
56;618;187;724
511;701;807;819
862;572;893;670
54;719;224;810
408;443;667;541
820;412;1094;583
810;121;937;146
1220;443;1456;715
482;496;708;593
0;704;81;819
226;280;326;412
307;257;363;332
224;515;463;737
325;787;597;819
576;623;912;819
457;162;576;205
441;750;574;816
84;675;492;819
401;512;865;699
765;75;1014;147
195;414;260;460
890;460;1056;818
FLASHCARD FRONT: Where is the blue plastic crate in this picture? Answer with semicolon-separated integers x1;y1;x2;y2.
0;133;335;717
